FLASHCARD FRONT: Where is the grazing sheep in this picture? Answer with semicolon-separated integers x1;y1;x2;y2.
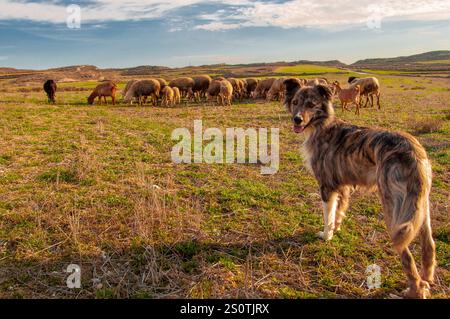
348;76;381;109
172;87;181;105
156;78;168;90
347;76;358;84
253;78;276;99
124;79;160;106
192;75;212;101
207;79;223;100
305;78;328;86
218;80;233;106
161;86;175;107
122;79;138;97
332;81;361;115
227;78;245;100
169;77;195;100
245;78;259;98
88;81;117;105
266;77;286;102
43;79;57;103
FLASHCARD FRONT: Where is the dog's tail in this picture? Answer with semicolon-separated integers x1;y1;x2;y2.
390;157;431;252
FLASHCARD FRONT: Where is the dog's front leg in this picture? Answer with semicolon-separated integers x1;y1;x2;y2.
317;190;338;241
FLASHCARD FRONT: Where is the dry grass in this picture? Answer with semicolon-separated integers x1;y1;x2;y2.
412;118;445;135
0;71;449;299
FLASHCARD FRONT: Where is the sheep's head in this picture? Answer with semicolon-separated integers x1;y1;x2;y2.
87;94;95;105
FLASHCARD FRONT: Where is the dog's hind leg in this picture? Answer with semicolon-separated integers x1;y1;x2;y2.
335;186;351;232
317;189;338;241
420;201;436;283
382;192;430;298
397;246;430;299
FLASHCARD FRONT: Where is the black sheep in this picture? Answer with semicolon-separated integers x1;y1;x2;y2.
43;79;57;103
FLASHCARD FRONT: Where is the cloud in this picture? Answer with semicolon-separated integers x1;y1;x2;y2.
195;0;450;30
0;0;450;30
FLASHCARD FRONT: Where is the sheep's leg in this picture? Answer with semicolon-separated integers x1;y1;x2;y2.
363;95;369;108
112;95;115;106
376;92;381;110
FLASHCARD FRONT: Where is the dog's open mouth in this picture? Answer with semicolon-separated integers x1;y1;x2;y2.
293;125;305;134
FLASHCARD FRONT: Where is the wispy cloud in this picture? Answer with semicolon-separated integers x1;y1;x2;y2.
195;0;450;30
0;0;450;30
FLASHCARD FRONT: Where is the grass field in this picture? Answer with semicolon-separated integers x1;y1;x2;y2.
275;64;347;76
0;72;449;299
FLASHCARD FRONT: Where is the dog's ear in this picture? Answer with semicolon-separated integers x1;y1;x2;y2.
283;78;302;108
348;76;357;84
316;84;333;101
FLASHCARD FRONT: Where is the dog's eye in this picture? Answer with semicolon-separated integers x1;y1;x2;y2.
292;100;298;105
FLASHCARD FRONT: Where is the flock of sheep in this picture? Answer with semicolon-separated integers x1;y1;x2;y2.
43;74;381;113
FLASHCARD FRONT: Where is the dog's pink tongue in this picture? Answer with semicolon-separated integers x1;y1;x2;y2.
293;126;304;134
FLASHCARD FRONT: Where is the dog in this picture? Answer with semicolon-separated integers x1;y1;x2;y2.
283;79;436;299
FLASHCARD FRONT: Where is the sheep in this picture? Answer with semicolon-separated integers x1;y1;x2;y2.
348;76;381;109
192;75;212;101
218;80;233;106
156;78;168;90
169;77;195;100
227;78;245;100
88;81;117;105
172;87;181;105
122;80;138;97
161;86;175;107
305;78;328;86
206;79;223;100
266;77;286;102
253;78;276;99
43;79;57;103
332;81;361;115
245;78;259;98
124;79;160;106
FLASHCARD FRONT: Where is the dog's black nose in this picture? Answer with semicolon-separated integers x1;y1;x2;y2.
293;116;302;125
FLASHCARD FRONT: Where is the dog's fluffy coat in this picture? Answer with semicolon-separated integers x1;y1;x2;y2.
283;79;436;299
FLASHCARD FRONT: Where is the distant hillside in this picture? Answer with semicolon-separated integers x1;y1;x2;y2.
118;65;171;76
351;50;450;71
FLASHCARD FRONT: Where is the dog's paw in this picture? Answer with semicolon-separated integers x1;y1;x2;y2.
402;281;431;299
316;231;333;241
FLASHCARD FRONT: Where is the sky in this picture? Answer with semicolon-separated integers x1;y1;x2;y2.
0;0;450;69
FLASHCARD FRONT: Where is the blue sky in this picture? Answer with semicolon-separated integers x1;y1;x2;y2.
0;0;450;69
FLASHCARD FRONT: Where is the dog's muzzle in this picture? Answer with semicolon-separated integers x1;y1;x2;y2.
293;115;306;133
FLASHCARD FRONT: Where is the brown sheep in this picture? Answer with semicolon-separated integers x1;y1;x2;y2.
207;79;223;99
332;81;361;115
218;80;233;106
88;81;117;105
244;78;259;98
156;78;168;90
124;79;160;106
227;78;245;100
172;87;181;105
169;77;195;99
304;78;328;86
349;77;381;109
192;75;212;101
253;78;276;99
161;86;175;107
266;77;286;102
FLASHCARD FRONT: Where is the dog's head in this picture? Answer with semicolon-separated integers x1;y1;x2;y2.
283;78;334;134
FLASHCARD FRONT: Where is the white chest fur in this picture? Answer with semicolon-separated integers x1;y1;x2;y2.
300;142;313;174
